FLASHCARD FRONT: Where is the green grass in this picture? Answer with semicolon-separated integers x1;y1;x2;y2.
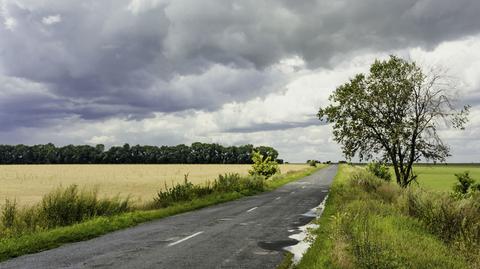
0;166;323;262
295;164;354;269
296;165;476;269
412;164;480;191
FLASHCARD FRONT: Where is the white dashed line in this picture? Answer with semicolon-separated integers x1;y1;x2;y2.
247;207;258;212
168;231;204;247
275;197;281;200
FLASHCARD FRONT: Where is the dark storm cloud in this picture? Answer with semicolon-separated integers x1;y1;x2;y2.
1;0;480;130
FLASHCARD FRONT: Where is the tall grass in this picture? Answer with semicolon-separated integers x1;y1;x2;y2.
0;185;131;238
151;173;265;208
404;189;480;264
297;166;479;269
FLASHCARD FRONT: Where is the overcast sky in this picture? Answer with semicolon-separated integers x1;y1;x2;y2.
1;0;479;162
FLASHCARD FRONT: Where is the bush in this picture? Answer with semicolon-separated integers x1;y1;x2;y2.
366;162;391;181
249;151;279;178
308;160;317;167
349;170;384;193
453;171;476;196
153;175;213;208
153;173;266;208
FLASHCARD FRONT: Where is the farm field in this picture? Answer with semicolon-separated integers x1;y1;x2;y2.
0;164;309;206
410;164;480;191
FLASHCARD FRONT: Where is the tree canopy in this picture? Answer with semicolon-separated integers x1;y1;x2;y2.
318;55;469;187
0;143;281;165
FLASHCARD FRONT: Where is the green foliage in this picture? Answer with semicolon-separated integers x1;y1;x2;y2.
307;160;317;167
39;185;130;228
452;171;476;196
153;173;266;208
367;162;391;181
297;165;478;269
0;143;280;165
0;185;131;238
248;151;280;178
153;175;213;208
405;189;480;260
318;55;469;187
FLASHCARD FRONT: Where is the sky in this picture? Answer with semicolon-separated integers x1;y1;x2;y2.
0;0;479;163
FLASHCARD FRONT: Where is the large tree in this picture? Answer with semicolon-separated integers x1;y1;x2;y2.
318;56;470;187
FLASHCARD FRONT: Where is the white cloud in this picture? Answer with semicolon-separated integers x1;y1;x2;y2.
3;17;15;30
86;135;117;145
41;14;61;25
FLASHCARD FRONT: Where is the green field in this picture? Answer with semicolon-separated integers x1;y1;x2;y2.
409;164;480;191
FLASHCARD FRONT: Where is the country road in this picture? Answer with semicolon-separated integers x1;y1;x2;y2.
0;165;337;269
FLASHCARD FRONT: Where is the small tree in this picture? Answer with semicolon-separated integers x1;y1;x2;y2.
249;151;279;178
367;162;391;181
453;171;475;195
318;56;469;187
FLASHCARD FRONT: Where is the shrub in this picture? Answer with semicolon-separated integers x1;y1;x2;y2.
153;173;266;208
453;171;476;196
154;175;213;208
249;151;279;178
366;162;391;181
308;160;317;167
349;170;384;193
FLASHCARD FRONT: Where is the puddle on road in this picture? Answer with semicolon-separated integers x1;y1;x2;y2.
283;195;329;264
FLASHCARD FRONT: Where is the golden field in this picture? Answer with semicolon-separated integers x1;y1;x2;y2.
0;164;309;206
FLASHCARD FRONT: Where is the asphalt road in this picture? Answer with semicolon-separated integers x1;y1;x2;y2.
0;165;337;269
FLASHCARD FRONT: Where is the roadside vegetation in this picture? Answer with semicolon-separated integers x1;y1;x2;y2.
0;155;324;262
297;164;480;269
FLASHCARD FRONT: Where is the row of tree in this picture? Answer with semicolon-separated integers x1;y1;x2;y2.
0;143;282;164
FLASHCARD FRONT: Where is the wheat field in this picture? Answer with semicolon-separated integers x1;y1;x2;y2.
0;164;309;206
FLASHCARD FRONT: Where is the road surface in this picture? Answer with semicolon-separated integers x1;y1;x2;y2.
0;165;337;269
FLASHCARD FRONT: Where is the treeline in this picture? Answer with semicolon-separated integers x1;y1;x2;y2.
0;143;282;164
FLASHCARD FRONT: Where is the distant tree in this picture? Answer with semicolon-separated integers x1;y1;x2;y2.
254;146;279;161
0;143;281;165
318;56;470;187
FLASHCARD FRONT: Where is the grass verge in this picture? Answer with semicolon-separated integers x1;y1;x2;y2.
296;165;477;269
0;166;323;262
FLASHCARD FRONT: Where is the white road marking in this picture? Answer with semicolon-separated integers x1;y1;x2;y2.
275;197;281;200
168;231;204;247
247;207;258;212
301;186;306;189
290;191;296;194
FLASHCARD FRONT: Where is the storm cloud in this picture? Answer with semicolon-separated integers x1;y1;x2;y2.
1;0;480;161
